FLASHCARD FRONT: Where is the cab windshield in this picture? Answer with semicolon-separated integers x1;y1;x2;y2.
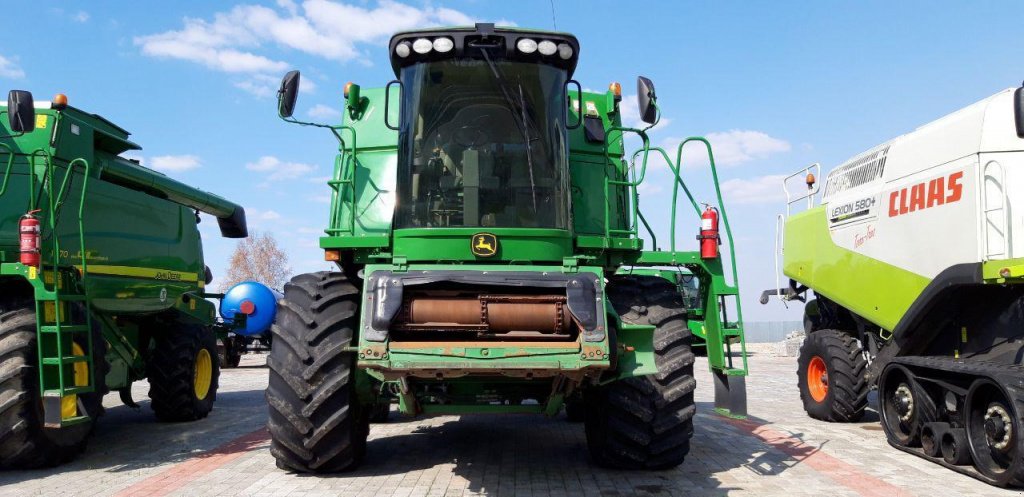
396;59;570;229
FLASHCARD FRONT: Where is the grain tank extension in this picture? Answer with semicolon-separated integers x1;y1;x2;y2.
0;91;254;468
765;85;1024;486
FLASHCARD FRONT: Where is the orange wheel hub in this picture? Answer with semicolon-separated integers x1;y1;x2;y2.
807;355;829;403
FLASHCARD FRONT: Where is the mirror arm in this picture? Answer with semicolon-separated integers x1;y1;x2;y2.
279;115;346;145
641;99;662;132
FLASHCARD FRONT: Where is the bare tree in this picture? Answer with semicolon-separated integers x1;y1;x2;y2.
219;231;291;291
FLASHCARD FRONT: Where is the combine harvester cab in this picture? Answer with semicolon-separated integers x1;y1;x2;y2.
765;84;1024;486
0;90;258;468
267;23;750;473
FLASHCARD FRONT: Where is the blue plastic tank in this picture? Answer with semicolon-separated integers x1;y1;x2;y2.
220;281;281;336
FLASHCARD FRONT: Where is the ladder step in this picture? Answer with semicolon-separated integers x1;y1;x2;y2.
44;386;95;396
57;415;92;427
42;355;90;365
39;325;89;333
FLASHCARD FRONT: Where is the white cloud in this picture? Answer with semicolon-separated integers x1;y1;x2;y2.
308;104;341;119
702;130;790;166
150;154;202;172
134;1;485;82
670;130;791;168
260;210;282;220
0;55;25;79
246;155;315;181
720;174;788;205
309;194;332;203
73;11;89;23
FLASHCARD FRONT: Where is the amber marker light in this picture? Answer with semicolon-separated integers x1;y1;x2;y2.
52;94;68;110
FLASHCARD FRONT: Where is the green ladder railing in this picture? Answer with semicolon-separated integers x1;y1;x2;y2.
27;150;96;427
603;119;748;377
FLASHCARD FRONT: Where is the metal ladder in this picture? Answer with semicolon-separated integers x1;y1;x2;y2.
28;151;96;427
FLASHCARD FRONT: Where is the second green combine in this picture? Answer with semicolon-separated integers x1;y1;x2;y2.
0;91;266;468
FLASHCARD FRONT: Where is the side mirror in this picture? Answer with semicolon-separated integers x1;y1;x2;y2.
7;90;35;133
636;76;657;125
1014;85;1024;139
277;70;300;118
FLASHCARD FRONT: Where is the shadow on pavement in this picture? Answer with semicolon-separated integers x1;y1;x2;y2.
0;388;268;485
285;401;839;496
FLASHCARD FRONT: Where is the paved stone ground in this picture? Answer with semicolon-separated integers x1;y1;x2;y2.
0;350;1019;496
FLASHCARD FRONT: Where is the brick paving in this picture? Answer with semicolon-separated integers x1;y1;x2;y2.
0;351;1017;496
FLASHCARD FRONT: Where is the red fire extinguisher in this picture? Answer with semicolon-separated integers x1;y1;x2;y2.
698;205;720;259
19;209;41;267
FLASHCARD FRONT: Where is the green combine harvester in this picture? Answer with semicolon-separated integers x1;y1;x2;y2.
268;23;748;472
0;90;250;468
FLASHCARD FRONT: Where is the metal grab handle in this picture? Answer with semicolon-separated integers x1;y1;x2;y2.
782;163;821;217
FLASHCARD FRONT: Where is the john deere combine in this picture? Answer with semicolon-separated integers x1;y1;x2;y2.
767;84;1024;486
0;91;249;468
268;23;748;472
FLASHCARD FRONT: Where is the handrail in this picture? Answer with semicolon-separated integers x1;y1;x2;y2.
0;142;15;197
782;163;821;217
675;137;740;289
325;125;358;236
773;213;787;307
630;145;702;246
602;125;651;241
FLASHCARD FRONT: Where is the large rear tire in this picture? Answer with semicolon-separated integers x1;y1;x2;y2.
147;325;219;422
266;272;369;473
0;302;107;468
797;329;868;422
584;275;696;470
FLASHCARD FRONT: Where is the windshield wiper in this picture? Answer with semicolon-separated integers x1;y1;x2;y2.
478;48;539;212
517;82;538;212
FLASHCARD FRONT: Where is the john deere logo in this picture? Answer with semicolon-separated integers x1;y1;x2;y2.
471;233;498;257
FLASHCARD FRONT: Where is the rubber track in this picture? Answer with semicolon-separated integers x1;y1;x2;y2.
266;271;368;473
585;275;696;470
0;303;107;468
798;329;869;422
886;356;1024;487
147;325;218;421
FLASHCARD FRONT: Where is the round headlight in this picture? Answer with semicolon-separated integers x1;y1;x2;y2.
538;40;557;56
432;37;454;53
557;43;573;60
412;38;433;54
516;38;538;54
395;42;411;58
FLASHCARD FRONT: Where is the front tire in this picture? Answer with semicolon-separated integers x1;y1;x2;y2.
797;329;868;422
584;275;696;470
147;325;219;422
0;302;107;468
266;272;369;473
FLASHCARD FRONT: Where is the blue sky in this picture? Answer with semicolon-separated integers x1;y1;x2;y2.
2;1;1023;321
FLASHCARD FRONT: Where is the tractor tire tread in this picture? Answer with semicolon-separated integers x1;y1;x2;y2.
585;275;695;470
266;272;369;473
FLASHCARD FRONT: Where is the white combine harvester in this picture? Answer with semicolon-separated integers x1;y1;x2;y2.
764;83;1024;486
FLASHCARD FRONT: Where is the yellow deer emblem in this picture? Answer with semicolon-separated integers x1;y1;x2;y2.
471;233;498;257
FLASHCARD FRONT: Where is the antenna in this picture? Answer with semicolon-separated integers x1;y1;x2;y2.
549;0;557;30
